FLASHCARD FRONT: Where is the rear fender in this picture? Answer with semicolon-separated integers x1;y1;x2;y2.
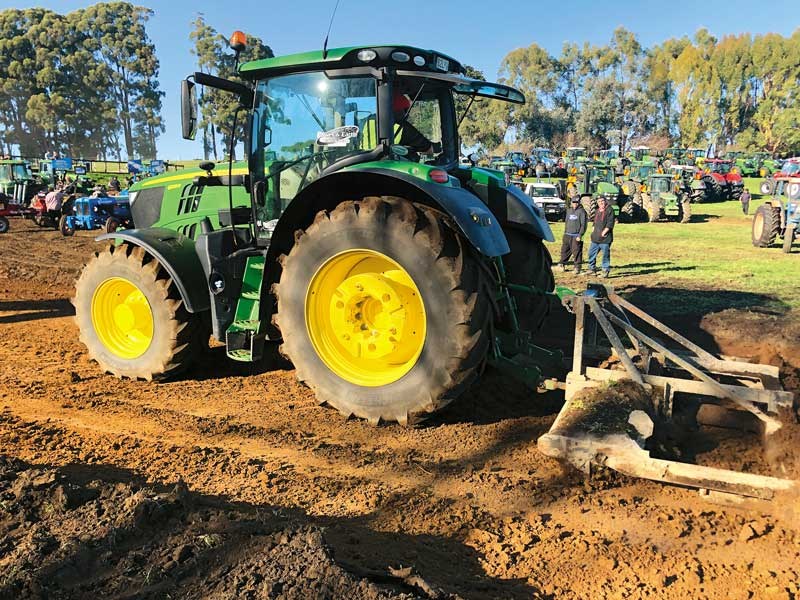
266;169;513;265
96;228;209;313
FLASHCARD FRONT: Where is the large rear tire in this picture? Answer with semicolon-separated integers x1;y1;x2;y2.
273;197;491;425
580;195;596;220
642;193;661;222
502;228;554;333
760;179;775;196
751;204;781;247
73;244;205;380
679;198;692;223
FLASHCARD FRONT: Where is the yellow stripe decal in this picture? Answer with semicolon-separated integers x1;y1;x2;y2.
138;167;249;188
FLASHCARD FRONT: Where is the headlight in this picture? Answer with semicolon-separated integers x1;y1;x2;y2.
357;49;377;62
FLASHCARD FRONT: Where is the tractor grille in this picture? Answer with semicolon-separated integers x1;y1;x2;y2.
177;184;202;215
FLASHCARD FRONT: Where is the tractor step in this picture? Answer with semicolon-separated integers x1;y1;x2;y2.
540;283;797;504
225;255;266;362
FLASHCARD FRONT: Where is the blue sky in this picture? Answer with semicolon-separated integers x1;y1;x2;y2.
3;0;798;159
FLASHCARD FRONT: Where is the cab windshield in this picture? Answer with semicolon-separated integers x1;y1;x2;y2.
0;165;10;182
530;185;557;198
589;167;614;182
651;178;670;192
251;72;378;221
710;162;731;174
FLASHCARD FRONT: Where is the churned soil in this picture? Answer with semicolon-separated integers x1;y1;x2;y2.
1;217;799;600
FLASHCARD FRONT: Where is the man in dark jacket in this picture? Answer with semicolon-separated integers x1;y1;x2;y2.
558;196;587;273
586;196;615;277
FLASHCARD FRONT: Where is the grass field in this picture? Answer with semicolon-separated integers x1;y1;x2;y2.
549;178;799;315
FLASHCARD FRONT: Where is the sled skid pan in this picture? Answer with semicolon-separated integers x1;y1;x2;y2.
539;284;797;502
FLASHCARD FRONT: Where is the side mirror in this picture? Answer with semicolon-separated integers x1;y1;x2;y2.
181;79;198;140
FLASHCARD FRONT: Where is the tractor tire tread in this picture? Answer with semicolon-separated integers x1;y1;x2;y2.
273;196;492;425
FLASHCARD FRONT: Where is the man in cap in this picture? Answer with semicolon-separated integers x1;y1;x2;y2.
558;193;587;273
585;196;615;278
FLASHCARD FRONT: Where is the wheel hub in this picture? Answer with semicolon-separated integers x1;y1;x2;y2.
306;250;426;387
91;277;154;359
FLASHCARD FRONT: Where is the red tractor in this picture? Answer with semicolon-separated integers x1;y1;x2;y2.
701;159;743;201
0;191;34;233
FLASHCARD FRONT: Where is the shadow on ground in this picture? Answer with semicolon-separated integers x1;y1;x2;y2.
0;298;74;324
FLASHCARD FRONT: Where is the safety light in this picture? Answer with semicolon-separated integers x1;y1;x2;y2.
229;30;247;53
429;169;449;183
391;51;410;63
413;55;426;66
357;49;377;62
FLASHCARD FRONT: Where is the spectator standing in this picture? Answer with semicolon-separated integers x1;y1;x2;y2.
44;186;63;212
558;195;587;273
585;196;615;278
740;189;751;215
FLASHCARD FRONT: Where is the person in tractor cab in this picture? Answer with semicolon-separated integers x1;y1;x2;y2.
361;91;440;159
391;92;439;157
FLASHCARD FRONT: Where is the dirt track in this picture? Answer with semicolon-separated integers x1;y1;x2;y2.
1;217;799;599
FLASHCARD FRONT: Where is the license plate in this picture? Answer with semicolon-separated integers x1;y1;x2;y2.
435;56;449;71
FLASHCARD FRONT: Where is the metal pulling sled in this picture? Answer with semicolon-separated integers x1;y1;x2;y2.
538;283;797;505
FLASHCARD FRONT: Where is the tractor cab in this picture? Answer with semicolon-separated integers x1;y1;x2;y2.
0;159;35;204
628;146;654;165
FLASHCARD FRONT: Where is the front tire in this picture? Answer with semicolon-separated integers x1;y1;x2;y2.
0;216;8;234
105;217;120;233
751;204;781;247
73;244;204;380
760;179;775;196
59;215;75;236
274;197;491;425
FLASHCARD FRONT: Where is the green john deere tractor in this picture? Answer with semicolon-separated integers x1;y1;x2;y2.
73;38;562;425
637;172;698;223
0;159;40;204
569;162;622;219
619;161;656;199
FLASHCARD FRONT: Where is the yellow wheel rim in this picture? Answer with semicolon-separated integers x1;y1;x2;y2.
753;212;764;238
305;249;426;387
91;277;154;359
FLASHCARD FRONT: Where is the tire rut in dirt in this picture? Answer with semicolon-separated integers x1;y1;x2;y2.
274;196;491;425
73;243;205;380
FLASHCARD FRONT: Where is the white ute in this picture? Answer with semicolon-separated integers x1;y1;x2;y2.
524;182;565;221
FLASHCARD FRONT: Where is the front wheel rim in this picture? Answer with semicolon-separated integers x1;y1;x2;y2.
305;249;426;387
91;277;154;359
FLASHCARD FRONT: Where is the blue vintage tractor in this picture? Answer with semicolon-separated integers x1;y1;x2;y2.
59;193;133;237
751;177;800;253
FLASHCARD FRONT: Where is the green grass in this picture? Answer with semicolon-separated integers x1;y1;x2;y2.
549;178;799;316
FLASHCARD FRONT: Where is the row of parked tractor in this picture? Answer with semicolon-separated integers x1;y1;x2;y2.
476;146;798;227
0;157;133;235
